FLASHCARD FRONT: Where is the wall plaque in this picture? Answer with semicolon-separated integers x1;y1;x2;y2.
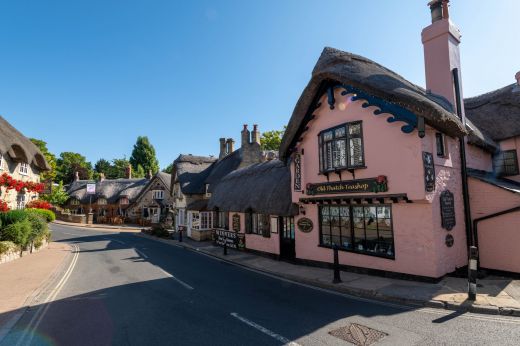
306;176;388;196
294;154;302;191
445;234;454;247
214;229;245;250
297;217;313;233
232;214;241;232
422;151;435;192
440;190;456;231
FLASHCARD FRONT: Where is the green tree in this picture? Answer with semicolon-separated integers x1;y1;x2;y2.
111;158;131;179
56;152;93;184
260;127;285;151
30;138;57;182
162;163;173;174
129;136;159;175
94;158;111;175
40;181;69;206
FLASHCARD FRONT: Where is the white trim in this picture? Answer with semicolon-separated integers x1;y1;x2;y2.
19;162;29;175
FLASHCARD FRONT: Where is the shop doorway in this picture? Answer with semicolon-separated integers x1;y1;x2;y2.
279;217;295;260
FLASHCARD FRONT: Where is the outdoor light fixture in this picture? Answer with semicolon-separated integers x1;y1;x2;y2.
299;203;306;215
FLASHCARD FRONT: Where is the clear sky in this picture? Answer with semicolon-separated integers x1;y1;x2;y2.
1;0;518;169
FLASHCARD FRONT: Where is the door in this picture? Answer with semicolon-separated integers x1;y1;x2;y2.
150;207;160;224
279;217;295;260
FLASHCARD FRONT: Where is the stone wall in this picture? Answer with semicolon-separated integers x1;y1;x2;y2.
0;239;49;265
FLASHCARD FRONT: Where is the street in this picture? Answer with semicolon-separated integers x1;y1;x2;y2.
2;223;520;346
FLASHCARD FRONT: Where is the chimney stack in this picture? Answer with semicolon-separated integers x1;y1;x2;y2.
99;172;105;182
74;171;79;181
514;72;520;93
125;164;132;179
226;138;235;154
219;138;227;159
251;124;260;145
241;124;250;148
146;170;153;179
422;0;464;113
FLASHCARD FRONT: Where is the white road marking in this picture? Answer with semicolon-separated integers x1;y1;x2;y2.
157;267;194;290
230;312;301;346
135;248;149;259
16;244;80;346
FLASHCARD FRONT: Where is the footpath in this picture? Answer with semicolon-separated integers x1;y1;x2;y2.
0;242;71;339
138;233;520;317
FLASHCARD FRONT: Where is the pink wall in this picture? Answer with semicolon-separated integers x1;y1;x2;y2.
233;212;280;255
499;137;520;183
466;141;493;171
469;178;520;273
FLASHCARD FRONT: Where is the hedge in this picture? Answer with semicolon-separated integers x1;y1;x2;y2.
1;219;32;253
26;208;56;222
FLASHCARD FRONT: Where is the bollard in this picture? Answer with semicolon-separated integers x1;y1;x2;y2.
468;246;478;301
179;229;183;242
224;240;228;256
333;244;341;284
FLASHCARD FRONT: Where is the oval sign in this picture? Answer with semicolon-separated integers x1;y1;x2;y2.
297;217;313;233
445;234;454;248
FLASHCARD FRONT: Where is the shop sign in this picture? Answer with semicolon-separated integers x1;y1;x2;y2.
214;229;245;250
294;154;302;191
440;190;456;231
86;183;96;195
232;214;240;232
297;217;313;233
423;152;435;192
306;176;388;196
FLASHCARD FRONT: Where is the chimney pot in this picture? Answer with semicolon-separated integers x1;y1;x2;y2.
251;124;261;145
226;138;235;154
146;170;153;179
241;124;251;148
428;0;449;23
125;164;132;179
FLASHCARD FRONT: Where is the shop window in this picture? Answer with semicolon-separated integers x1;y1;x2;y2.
190;211;200;230
200;211;213;230
152;190;164;200
19;162;29;175
281;217;295;240
436;132;447;157
319;205;394;259
319;121;364;173
493;150;519;177
214;211;228;229
246;213;270;237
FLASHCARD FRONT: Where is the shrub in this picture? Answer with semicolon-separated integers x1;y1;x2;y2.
1;219;32;254
151;227;169;238
27;213;49;250
0;209;29;227
0;241;17;255
26;200;53;210
26;208;56;222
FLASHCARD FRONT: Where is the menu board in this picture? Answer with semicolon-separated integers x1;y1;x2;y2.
440;190;456;231
423;152;435;192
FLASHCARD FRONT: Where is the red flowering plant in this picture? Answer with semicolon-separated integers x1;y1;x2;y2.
0;200;9;212
26;199;53;210
0;173;45;193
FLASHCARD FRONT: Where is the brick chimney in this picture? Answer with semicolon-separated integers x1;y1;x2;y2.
251;124;260;145
514;71;520;93
422;0;464;114
74;171;79;181
146;169;153;179
241;124;250;148
219;138;227;159
239;124;263;169
125;164;132;179
226;138;235;154
99;172;105;182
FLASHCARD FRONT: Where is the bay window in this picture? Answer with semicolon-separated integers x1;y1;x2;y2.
319;121;364;172
319;205;394;259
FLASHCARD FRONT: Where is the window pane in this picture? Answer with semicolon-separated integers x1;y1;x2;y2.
321;206;330;216
349;123;361;135
335;127;346;137
333;139;347;167
349;137;364;166
323;131;333;141
326;142;333;169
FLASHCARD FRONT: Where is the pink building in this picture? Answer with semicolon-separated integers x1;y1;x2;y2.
208;0;520;280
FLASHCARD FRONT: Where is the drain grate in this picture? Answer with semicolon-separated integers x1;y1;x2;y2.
328;323;387;346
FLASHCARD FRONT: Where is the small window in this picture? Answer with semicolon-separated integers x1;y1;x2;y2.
214;211;228;229
97;198;107;205
493;150;519;177
71;199;80;206
319;121;364;173
436;133;446;157
200;211;213;230
16;193;26;209
119;197;129;205
152;190;164;200
247;213;270;237
19;162;29;175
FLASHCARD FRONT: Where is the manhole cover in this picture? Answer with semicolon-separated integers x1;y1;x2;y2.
328;323;387;346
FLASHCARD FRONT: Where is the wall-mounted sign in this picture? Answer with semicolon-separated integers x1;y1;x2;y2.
214;229;245;250
440;190;456;231
297;217;313;233
422;152;435;192
306;176;388;196
445;234;454;247
86;183;96;195
294;154;302;191
232;214;241;232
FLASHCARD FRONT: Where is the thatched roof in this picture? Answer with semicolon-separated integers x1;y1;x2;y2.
468;168;520;195
172;154;216;195
208;160;297;216
187;199;209;211
280;47;470;159
205;149;242;193
0;115;50;171
465;83;520;142
66;178;149;204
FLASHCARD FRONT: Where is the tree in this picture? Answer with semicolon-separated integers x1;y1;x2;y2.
129;136;159;175
40;181;69;206
55;152;93;184
162;163;173;174
111;158;132;179
30;138;57;182
260;127;285;151
94;159;111;175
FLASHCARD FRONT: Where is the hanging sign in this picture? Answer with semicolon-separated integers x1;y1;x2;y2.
214;230;245;250
294;154;302;191
86;183;96;195
422;152;435;192
232;214;241;232
306;176;388;195
440;190;456;230
297;217;313;233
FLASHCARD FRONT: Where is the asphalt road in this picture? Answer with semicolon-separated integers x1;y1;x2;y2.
2;223;520;345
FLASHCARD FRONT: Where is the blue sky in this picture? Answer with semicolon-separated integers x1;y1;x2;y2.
1;0;518;169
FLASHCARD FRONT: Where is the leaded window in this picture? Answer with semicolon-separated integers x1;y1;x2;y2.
200;211;213;230
493;150;519;177
246;212;270;238
319;205;394;259
281;217;295;240
319;121;364;172
214;211;228;229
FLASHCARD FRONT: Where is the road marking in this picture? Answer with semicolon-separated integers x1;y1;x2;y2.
16;244;80;346
157;267;194;290
62;232;80;236
230;312;300;346
135;248;148;259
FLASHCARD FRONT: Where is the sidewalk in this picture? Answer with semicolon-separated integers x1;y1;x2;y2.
0;242;71;335
138;233;520;317
52;220;142;232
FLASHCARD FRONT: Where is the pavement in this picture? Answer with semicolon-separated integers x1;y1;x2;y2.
139;233;520;317
3;223;520;346
0;242;71;341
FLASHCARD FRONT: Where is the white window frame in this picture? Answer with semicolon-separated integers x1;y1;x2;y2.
97;198;107;205
152;190;164;200
177;208;186;226
0;152;3;170
200;211;213;230
19;162;29;175
17;193;26;209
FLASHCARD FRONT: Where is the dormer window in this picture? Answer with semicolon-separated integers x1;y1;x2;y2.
19;162;29;175
205;184;211;197
493;150;519;177
97;198;107;205
152;190;164;200
319;121;364;173
120;197;129;205
71;199;80;206
0;153;4;170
